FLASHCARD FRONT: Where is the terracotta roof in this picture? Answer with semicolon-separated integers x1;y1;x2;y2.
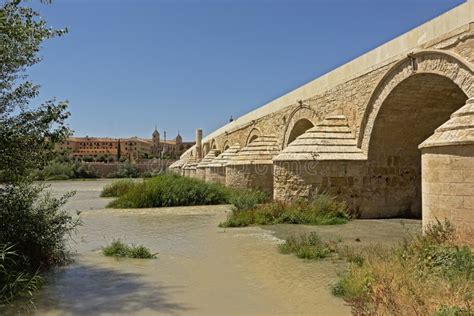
66;137;117;142
122;137;152;145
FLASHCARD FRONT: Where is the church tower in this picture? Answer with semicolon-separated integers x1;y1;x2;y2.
152;127;160;145
175;132;182;144
152;127;160;156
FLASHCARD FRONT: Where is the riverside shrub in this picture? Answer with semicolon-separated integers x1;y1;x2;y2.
107;162;140;178
332;220;473;315
0;184;79;269
32;160;98;181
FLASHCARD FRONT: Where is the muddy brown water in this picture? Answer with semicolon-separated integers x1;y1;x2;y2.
4;180;421;316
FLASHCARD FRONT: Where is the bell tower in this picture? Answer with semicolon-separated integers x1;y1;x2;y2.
152;126;160;145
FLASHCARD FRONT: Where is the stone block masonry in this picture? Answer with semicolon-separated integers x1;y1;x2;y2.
174;2;474;241
420;98;474;242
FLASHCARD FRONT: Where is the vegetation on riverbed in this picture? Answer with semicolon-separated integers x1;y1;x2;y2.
103;174;348;228
279;232;335;260
332;220;473;315
107;173;228;207
100;179;137;197
102;240;157;259
104;173;268;208
219;194;350;227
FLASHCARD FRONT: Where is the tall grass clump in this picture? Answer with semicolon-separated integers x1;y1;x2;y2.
279;232;334;260
220;193;350;227
107;173;231;208
102;240;156;259
332;220;473;315
100;180;137;197
0;244;43;304
227;189;268;211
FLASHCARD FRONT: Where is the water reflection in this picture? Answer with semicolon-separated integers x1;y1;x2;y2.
36;261;190;315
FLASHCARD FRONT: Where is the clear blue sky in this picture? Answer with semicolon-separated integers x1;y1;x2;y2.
30;0;465;141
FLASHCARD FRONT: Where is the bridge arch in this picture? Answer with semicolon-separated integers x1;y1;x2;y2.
358;50;472;218
282;106;318;148
222;140;230;151
246;127;261;145
359;50;474;152
210;139;218;150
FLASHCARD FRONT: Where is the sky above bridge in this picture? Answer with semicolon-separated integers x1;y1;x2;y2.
30;0;465;141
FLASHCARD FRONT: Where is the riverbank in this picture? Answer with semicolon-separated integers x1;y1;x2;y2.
2;180;421;315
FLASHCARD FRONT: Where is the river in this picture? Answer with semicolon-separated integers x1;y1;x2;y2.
4;180;420;315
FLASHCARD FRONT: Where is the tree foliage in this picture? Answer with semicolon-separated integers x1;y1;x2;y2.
0;0;70;182
0;183;77;268
0;1;78;303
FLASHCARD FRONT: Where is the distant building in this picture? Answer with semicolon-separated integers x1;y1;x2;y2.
150;128;194;159
56;128;194;162
56;136;151;162
122;137;153;162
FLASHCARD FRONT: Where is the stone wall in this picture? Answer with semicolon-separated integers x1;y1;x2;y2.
421;145;474;242
205;166;225;184
196;168;206;181
184;168;192;177
226;164;274;197
274;161;368;216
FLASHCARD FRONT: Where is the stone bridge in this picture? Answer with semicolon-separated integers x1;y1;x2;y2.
171;1;474;237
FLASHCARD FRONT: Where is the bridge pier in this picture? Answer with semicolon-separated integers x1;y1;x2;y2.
226;136;279;197
196;149;220;181
206;144;240;184
419;98;474;242
273;115;368;215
